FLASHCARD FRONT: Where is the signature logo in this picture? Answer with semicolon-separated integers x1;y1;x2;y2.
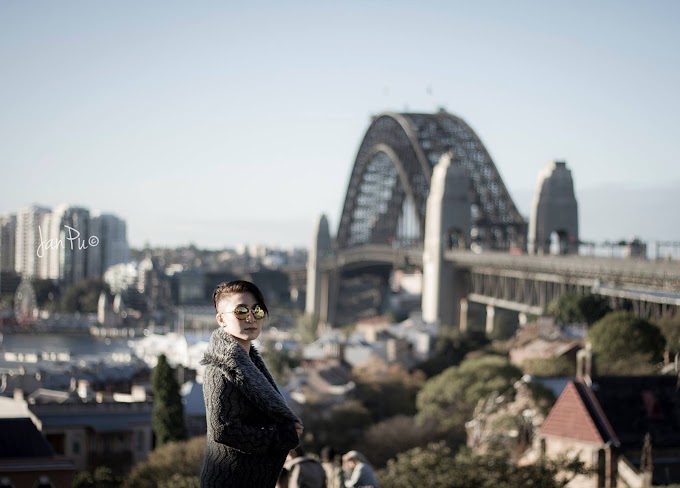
36;225;100;258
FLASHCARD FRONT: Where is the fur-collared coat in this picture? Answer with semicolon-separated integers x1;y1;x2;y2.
200;327;301;487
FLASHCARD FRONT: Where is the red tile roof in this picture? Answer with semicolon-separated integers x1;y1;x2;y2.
539;381;605;444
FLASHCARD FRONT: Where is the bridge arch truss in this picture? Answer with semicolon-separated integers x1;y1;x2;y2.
336;110;527;250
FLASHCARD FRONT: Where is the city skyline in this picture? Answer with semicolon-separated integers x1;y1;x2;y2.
1;1;679;249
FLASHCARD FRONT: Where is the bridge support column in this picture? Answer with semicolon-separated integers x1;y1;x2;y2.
485;305;495;336
422;152;471;329
459;298;469;334
306;215;332;325
318;270;338;326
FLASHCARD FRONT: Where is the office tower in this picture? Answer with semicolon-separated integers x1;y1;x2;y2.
57;206;91;286
38;205;92;286
94;213;129;274
15;205;51;278
0;214;16;272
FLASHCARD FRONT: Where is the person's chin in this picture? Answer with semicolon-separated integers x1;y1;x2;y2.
243;328;260;338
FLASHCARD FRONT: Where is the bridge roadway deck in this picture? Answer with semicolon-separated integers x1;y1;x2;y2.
444;249;680;291
323;245;680;292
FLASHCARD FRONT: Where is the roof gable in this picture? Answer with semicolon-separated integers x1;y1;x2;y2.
0;418;54;458
539;381;605;444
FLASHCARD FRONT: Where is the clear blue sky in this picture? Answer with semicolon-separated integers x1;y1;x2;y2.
1;1;678;249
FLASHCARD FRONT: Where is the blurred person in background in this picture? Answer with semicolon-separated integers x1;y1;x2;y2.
284;445;326;487
320;446;344;488
342;450;380;488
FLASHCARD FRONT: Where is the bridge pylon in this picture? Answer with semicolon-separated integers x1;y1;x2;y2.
422;152;471;328
305;214;333;324
528;160;579;255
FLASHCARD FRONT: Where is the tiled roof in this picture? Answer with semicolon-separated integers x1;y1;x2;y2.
539;381;606;444
590;376;680;449
0;418;54;458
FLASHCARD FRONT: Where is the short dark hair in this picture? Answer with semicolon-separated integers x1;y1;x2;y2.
212;280;269;316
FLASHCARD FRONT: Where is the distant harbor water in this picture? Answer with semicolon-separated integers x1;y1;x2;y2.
0;330;214;358
0;332;133;356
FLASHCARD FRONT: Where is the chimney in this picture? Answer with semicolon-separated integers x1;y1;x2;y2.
576;343;595;383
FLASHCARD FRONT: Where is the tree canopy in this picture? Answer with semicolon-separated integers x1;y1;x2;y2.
416;329;489;378
151;354;187;447
588;311;665;373
548;293;611;325
352;358;424;422
60;278;110;313
123;436;204;488
656;315;680;354
416;355;523;435
73;466;122;488
378;441;589;488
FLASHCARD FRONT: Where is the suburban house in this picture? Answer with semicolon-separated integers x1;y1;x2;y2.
535;350;680;487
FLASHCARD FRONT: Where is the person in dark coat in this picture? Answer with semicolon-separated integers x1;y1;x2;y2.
201;280;303;488
284;445;326;488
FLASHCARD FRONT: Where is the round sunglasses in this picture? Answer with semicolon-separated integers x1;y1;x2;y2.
224;305;266;321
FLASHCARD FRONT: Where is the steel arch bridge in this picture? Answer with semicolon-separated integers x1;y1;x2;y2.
336;110;527;251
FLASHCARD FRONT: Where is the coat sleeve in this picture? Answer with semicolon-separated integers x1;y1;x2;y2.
203;368;299;454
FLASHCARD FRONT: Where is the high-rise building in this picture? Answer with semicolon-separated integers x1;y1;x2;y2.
15;205;51;278
12;204;129;286
93;213;129;274
55;206;91;286
0;213;16;272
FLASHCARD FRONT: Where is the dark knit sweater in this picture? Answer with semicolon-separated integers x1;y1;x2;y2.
200;327;301;487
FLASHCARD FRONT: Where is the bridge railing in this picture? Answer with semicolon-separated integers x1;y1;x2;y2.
444;250;680;288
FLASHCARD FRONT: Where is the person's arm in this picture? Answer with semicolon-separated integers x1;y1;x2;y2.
287;463;300;488
344;465;361;488
204;370;299;454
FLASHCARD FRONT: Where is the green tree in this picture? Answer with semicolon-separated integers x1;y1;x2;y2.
0;294;14;311
358;415;440;468
151;354;187;447
352;358;424;422
379;441;589;488
656;315;680;354
548;293;611;326
578;294;612;325
416;355;522;436
416;329;489;378
301;400;373;454
123;436;204;488
32;278;60;309
521;356;576;377
260;343;300;384
295;313;320;344
60;278;110;313
72;466;122;488
589;311;665;373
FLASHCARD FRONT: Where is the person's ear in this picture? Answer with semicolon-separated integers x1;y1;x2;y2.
216;312;225;326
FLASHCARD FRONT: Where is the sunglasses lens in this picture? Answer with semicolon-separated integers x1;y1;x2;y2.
253;306;265;319
233;306;249;320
